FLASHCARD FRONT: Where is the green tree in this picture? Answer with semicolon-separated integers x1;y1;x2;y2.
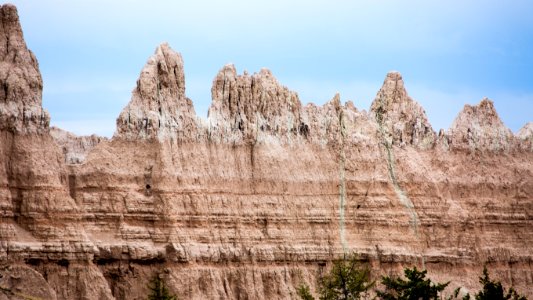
298;284;315;300
475;267;526;300
298;253;375;300
147;275;177;300
376;267;449;300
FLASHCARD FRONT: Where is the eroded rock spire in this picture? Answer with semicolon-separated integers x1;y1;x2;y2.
0;4;50;132
370;71;435;148
517;122;533;140
448;98;514;151
207;64;303;143
115;43;198;141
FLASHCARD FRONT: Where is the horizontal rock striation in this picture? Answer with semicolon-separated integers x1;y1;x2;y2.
1;4;532;300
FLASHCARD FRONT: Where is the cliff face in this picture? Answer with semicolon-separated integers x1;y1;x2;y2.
50;127;107;164
0;4;49;133
0;5;112;299
1;4;532;300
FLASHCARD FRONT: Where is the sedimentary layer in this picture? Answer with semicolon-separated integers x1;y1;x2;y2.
0;4;532;299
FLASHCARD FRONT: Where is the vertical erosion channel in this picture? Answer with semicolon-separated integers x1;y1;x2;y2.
338;109;348;253
375;97;420;236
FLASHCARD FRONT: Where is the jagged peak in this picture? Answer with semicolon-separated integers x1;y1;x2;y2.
517;122;533;139
457;97;498;118
219;63;237;75
0;4;28;62
448;98;513;151
384;70;402;82
136;42;186;100
0;4;50;133
207;64;302;143
450;98;507;130
328;93;341;109
344;100;357;112
114;43;197;141
258;67;273;77
370;71;435;148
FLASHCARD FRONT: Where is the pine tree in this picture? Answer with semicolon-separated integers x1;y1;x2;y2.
377;267;449;300
147;275;177;300
297;253;375;300
475;267;526;300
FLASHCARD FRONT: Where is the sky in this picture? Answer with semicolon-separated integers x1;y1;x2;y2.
9;0;533;137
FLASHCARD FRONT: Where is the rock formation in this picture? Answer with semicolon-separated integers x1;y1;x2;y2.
0;5;112;299
370;71;435;149
448;98;514;151
516;122;533;152
0;4;532;300
0;4;49;132
207;64;302;144
517;122;533;139
115;43;198;141
50;127;107;164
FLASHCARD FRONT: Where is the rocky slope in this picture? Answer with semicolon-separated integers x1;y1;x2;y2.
0;4;532;299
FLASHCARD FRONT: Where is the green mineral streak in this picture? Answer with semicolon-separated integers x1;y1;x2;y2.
375;94;420;236
383;140;419;235
338;109;348;253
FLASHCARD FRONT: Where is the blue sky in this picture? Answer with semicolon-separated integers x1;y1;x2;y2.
10;0;533;137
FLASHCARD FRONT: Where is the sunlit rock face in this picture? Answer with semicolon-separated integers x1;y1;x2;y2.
447;98;514;151
370;71;435;149
50;127;107;164
115;43;199;142
0;4;532;299
0;4;49;133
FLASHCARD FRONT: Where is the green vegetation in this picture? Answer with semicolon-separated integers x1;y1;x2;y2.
297;254;375;300
147;275;177;300
474;267;526;300
297;257;528;300
376;267;449;300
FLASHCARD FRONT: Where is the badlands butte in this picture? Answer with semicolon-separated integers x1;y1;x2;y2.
0;3;532;300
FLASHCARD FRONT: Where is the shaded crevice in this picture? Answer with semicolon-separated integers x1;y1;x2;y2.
68;174;76;200
249;141;256;194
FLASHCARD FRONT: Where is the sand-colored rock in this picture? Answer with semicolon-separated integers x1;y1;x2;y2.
370;72;435;149
0;4;532;300
50;127;107;164
0;4;49;133
115;43;199;141
517;122;533;139
448;98;514;151
207;64;303;144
